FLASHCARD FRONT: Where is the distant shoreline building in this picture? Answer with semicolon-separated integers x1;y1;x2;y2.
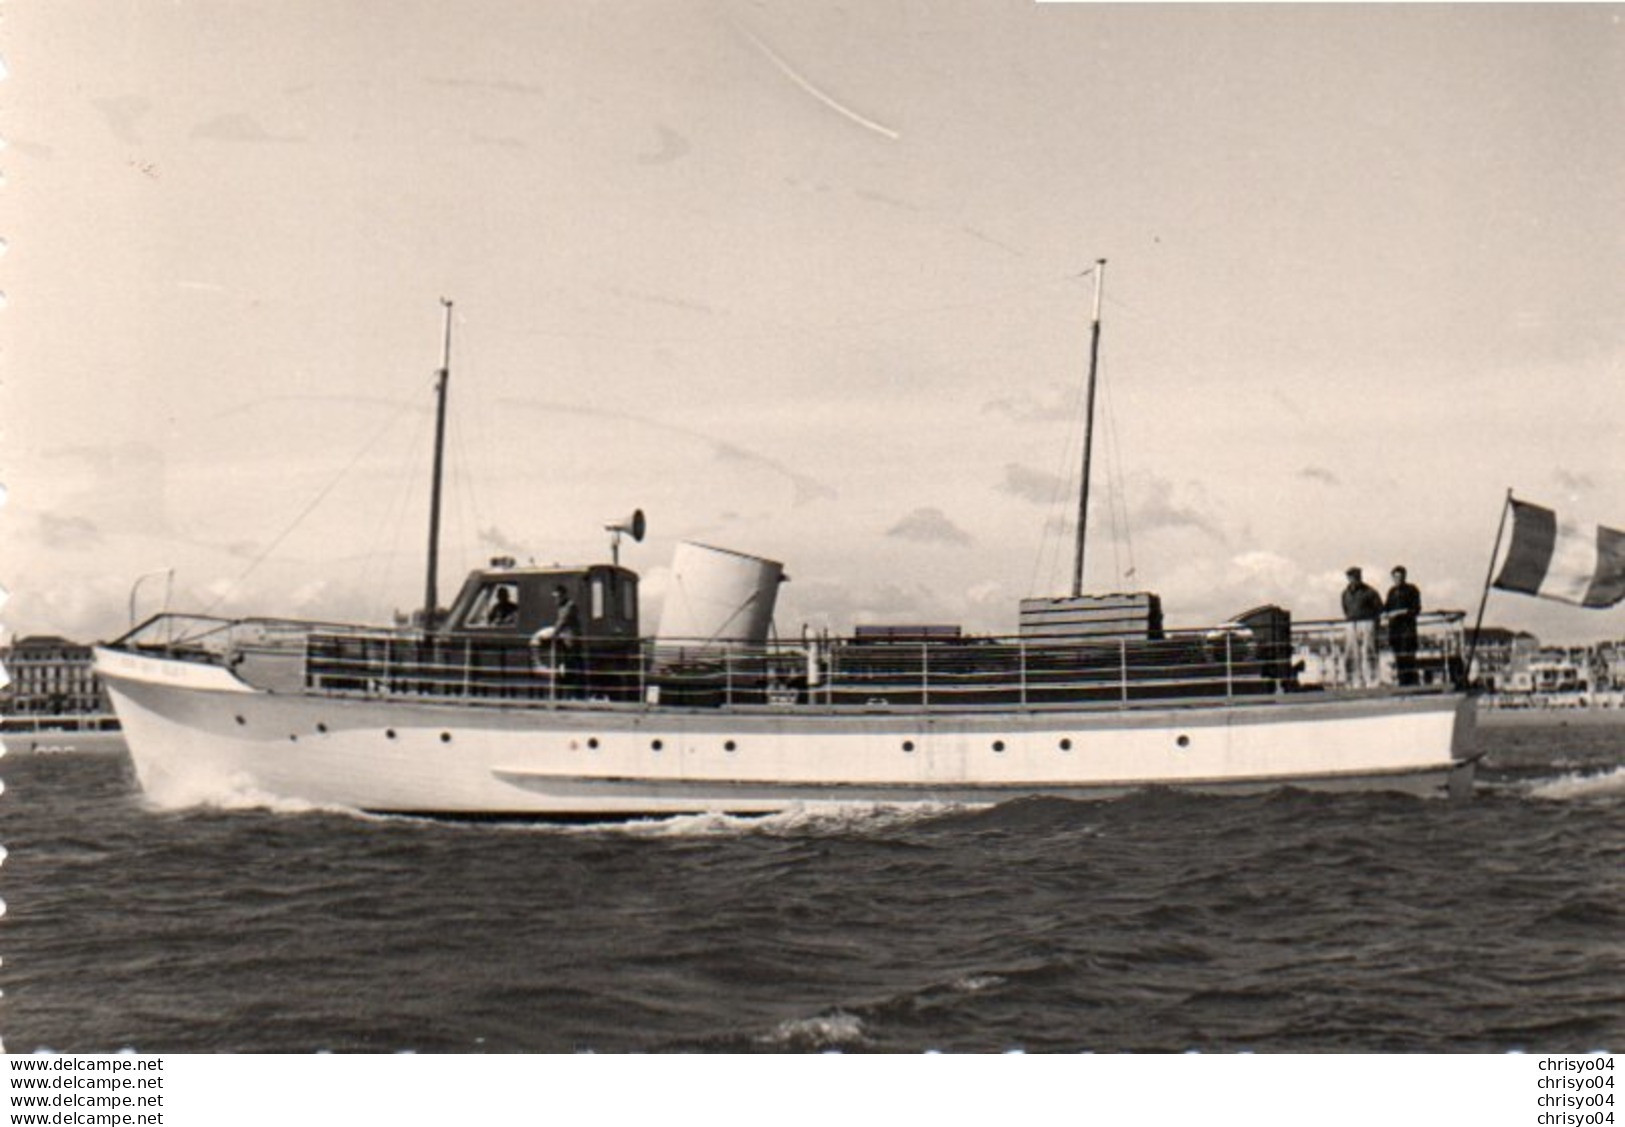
1465;626;1541;690
1468;628;1625;704
1;635;113;717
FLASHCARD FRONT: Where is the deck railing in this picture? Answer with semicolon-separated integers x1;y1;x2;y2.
116;609;1467;710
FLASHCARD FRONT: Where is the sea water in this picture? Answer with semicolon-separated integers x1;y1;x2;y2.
0;720;1619;1053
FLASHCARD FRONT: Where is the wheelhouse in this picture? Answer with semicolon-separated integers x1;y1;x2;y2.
443;563;639;639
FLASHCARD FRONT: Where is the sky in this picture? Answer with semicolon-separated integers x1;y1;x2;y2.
3;2;1623;646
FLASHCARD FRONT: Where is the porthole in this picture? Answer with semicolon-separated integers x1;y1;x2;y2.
234;715;246;726
992;740;1006;753
902;740;915;753
651;739;663;752
316;722;328;734
385;729;397;740
288;734;298;742
1176;734;1191;749
440;732;452;743
724;740;737;752
587;737;599;750
1059;738;1072;752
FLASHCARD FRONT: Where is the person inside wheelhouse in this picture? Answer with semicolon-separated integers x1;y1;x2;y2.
484;585;519;626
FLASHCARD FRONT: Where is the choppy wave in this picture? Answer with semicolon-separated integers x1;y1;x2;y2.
952;974;1007;994
755;1010;869;1050
3;723;1619;1053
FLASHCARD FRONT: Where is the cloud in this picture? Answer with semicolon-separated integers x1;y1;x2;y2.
1145;549;1325;628
1554;468;1596;492
471;132;528;150
857;583;935;621
1227;549;1300;589
36;513;103;550
783;577;936;629
958;225;1025;257
288;578;331;611
982;384;1075;423
426;76;549;97
598;283;717;315
637;124;691;166
190;113;303;143
854;188;920;213
1201;550;1322;621
1043;513;1076;537
92;96;152;144
886;507;973;546
45;441;163;476
1131;476;1222;540
16;574;134;643
5;138;55;160
998;463;1066;505
1298;466;1340;486
495;398;836;506
1270;388;1307;420
34;442;173;538
479;526;528;556
964;581;1006;610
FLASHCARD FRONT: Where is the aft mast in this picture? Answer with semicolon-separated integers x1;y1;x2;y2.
1021;260;1158;644
422;298;453;631
1071;259;1107;597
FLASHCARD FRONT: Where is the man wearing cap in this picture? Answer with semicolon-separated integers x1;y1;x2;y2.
1384;566;1422;686
1341;567;1384;688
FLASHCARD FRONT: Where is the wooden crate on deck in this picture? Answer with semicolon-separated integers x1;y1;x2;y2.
1018;593;1164;641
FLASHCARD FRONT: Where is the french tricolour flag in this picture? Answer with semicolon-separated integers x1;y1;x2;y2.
1493;499;1625;608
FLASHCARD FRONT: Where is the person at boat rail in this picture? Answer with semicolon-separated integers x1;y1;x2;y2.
1384;566;1422;686
1341;566;1384;689
533;585;580;642
531;585;582;691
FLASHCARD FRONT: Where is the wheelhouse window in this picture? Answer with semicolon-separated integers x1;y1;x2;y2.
470;583;521;628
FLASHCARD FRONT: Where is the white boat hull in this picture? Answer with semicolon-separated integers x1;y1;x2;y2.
96;646;1477;816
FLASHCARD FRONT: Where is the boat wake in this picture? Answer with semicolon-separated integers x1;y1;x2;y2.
1526;764;1625;802
137;771;367;820
573;801;971;839
242;799;977;836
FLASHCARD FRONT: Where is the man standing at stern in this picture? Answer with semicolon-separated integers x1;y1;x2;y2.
1342;567;1384;688
1384;566;1422;686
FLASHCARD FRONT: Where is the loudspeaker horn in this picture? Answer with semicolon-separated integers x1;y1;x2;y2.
606;509;646;542
605;508;646;565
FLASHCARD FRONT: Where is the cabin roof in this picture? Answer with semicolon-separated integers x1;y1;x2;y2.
470;563;634;579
